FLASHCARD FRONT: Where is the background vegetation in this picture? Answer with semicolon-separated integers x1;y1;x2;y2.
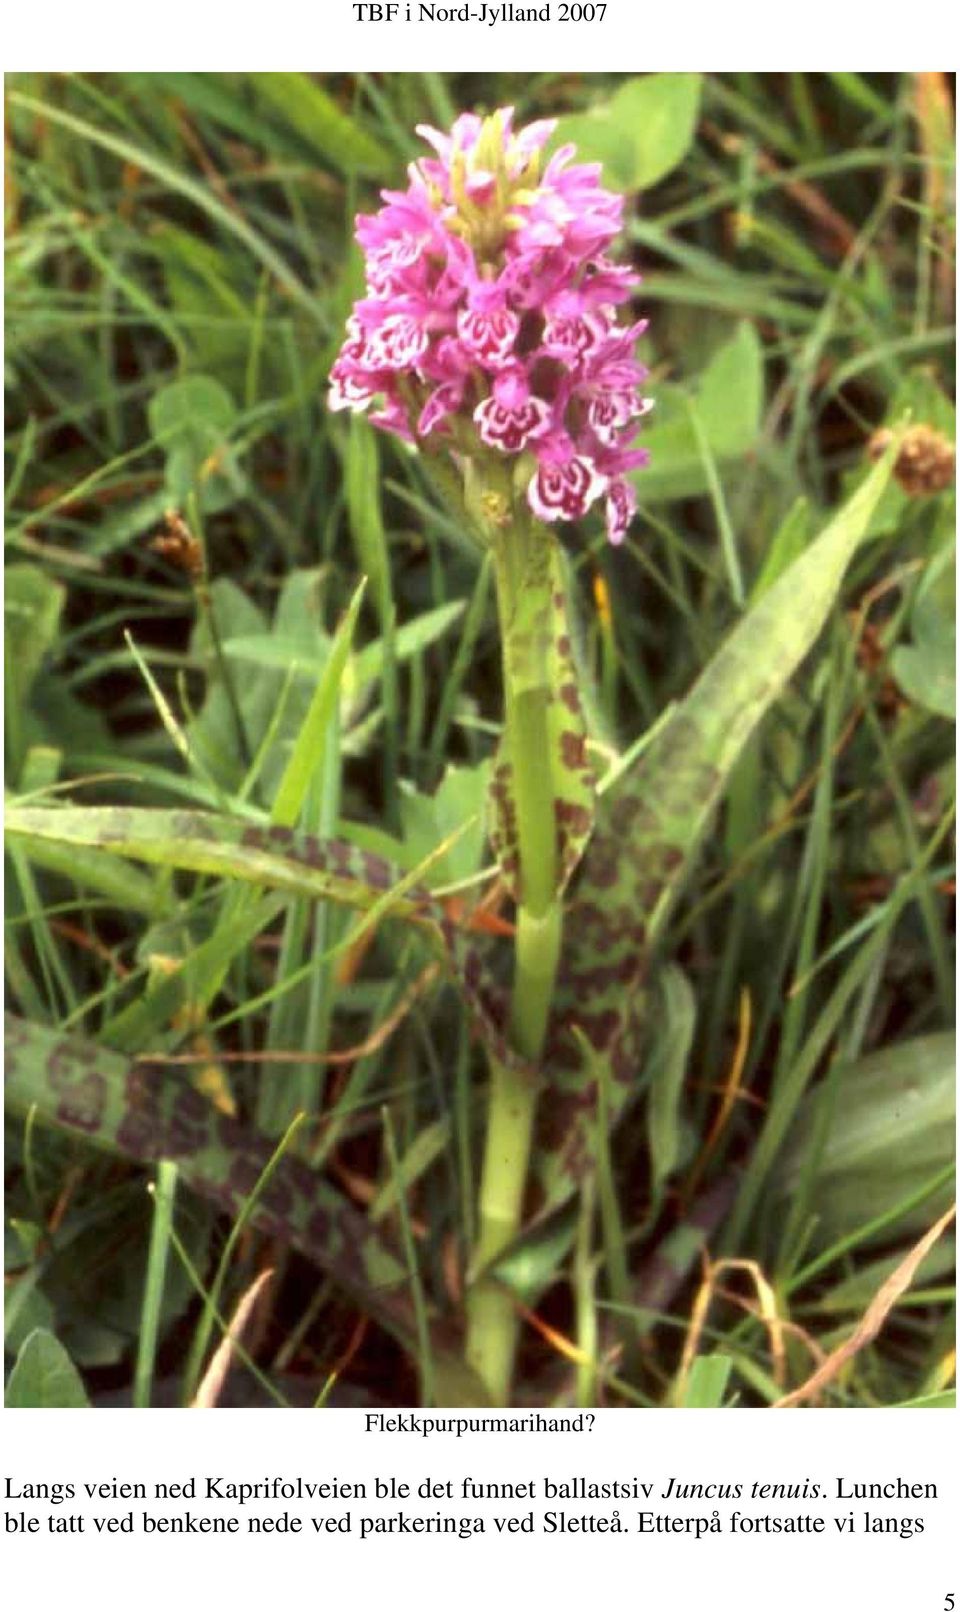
4;71;955;1408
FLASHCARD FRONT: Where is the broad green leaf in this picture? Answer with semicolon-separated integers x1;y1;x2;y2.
4;562;65;709
399;763;491;887
553;74;702;192
676;319;765;453
611;73;703;189
531;444;897;1216
187;567;383;804
634;322;764;502
6;1327;90;1408
551;114;626;187
774;1034;955;1249
148;375;243;511
148;374;236;446
4;1283;56;1359
891;594;956;720
216;635;334;673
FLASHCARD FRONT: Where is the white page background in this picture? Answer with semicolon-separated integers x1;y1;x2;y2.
2;14;956;1610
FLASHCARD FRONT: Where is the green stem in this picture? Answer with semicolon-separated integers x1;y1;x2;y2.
465;510;564;1403
134;1161;178;1410
466;1050;540;1400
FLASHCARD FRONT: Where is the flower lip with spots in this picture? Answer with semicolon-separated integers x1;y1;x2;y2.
328;106;652;543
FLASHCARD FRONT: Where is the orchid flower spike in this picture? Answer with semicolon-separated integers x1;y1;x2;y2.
329;106;652;545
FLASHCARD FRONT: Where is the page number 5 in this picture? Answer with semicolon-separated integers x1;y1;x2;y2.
944;1595;955;1610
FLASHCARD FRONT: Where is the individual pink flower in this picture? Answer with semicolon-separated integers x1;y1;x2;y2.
328;106;652;543
528;431;608;523
540;292;611;363
457;303;520;369
365;312;431;371
474;368;551;454
605;479;637;545
328;317;386;414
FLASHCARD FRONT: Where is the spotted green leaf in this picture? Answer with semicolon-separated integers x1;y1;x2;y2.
4;803;514;1071
5;804;427;919
4;1014;493;1405
4;1013;414;1345
529;444;897;1217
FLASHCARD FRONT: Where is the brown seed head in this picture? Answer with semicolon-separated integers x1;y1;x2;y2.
868;424;955;497
151;510;204;580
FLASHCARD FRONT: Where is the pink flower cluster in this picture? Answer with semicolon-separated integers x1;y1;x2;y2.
329;108;651;544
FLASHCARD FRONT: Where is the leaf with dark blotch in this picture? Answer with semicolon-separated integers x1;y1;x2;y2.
4;802;516;1073
528;446;897;1218
4;1013;494;1405
4;1013;416;1345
